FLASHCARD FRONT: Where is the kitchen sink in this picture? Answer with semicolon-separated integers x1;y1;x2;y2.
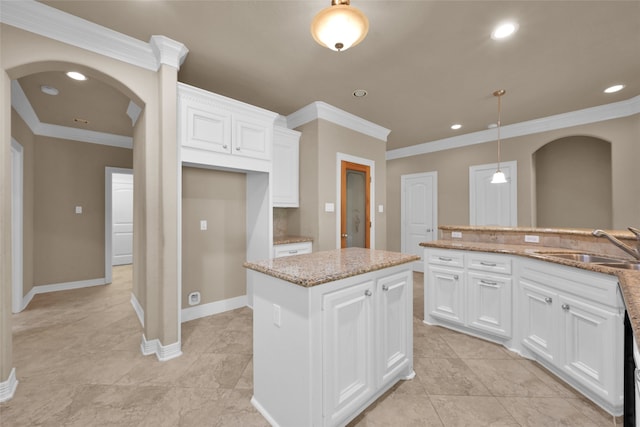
539;253;624;263
599;262;640;271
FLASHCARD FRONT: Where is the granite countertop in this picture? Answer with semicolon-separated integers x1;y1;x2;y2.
420;239;640;340
244;247;420;287
273;235;313;245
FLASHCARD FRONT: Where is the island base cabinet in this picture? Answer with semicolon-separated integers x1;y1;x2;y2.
467;272;512;338
520;280;558;364
425;265;465;326
250;265;414;427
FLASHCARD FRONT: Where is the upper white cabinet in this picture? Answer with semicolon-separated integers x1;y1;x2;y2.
178;83;278;172
272;126;301;207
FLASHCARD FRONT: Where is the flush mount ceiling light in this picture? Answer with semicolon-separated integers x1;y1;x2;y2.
66;71;87;81
451;124;462;130
311;0;369;52
491;22;518;40
40;85;59;96
353;89;368;97
604;84;625;93
491;89;508;184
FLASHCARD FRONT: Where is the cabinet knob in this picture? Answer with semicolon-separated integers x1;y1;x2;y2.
364;290;372;297
382;285;389;291
453;275;459;280
235;146;241;151
545;297;553;304
426;228;432;233
562;303;570;311
222;144;228;149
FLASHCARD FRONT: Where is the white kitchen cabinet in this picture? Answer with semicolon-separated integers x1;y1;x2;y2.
178;82;277;172
518;259;624;415
467;271;512;338
426;264;465;326
322;280;376;426
272;126;300;207
273;241;312;258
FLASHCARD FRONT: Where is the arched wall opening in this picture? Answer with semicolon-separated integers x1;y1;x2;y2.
533;135;612;229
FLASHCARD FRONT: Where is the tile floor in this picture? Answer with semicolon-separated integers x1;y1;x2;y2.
1;266;621;426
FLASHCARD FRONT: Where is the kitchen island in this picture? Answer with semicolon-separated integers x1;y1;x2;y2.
244;248;419;427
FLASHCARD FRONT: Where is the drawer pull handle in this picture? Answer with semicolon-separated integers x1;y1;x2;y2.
562;303;570;311
288;250;298;254
438;256;453;262
480;261;497;267
480;279;498;287
382;285;389;291
364;290;372;297
545;297;553;304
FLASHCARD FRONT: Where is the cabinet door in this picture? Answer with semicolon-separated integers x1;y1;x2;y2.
232;116;272;160
272;131;300;207
322;280;375;426
426;265;465;325
520;280;558;363
182;101;231;154
467;272;512;338
378;271;412;386
560;294;623;405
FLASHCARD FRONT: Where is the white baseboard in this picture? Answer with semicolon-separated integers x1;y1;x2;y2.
20;278;108;311
140;334;182;362
251;396;281;427
181;295;247;323
130;292;144;327
0;368;18;403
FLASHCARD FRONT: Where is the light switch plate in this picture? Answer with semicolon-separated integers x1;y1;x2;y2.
324;203;335;212
200;220;207;231
273;304;281;327
378;204;384;213
524;234;540;243
75;206;82;214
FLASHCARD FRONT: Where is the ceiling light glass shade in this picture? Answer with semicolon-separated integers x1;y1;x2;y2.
491;170;507;184
311;1;369;52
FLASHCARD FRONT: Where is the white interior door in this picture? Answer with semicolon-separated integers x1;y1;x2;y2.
112;172;133;266
401;172;437;272
469;161;517;226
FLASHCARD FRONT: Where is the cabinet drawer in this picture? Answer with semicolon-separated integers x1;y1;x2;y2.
467;253;512;274
273;242;312;258
426;249;464;268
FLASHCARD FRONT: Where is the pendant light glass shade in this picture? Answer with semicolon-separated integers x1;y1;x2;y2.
491;89;507;184
311;1;369;52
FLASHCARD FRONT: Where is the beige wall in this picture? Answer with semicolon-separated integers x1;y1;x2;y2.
291;119;387;251
182;167;246;308
32;135;132;285
11;110;35;297
386;114;640;252
535;136;612;228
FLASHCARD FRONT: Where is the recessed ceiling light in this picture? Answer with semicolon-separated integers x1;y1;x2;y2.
604;84;625;94
66;71;87;81
491;22;518;40
40;85;59;96
353;89;368;98
451;124;462;130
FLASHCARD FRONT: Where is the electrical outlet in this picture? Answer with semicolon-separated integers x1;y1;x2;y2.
188;291;200;306
200;220;207;231
273;304;281;327
524;234;540;243
452;231;462;239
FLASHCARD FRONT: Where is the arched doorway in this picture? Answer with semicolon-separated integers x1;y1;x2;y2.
533;136;612;228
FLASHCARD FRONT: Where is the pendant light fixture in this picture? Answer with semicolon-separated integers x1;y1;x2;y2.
310;0;369;52
491;89;508;184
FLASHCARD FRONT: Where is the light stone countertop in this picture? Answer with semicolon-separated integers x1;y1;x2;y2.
244;247;420;287
273;235;313;245
420;239;640;342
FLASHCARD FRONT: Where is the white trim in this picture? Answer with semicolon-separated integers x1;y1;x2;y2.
469;161;518;227
0;368;18;403
11;80;134;149
386;95;640;160
336;153;376;250
140;335;182;362
400;171;438;272
0;0;188;71
130;292;145;327
181;295;248;323
251;397;282;427
105;167;133;284
126;101;142;127
11;138;24;313
287;101;391;142
30;278;108;295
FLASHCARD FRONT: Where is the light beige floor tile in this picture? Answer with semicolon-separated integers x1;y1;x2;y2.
414;357;491;396
430;395;520;427
204;328;253;354
177;353;252;389
413;333;456;358
464;358;558;397
235;358;254;390
442;333;514;359
499;396;619;427
519;359;584;398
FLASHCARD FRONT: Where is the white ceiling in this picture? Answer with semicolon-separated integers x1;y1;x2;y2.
25;1;640;150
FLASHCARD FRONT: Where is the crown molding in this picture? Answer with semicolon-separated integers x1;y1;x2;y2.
11;80;133;149
0;0;188;71
287;101;391;142
386;95;640;160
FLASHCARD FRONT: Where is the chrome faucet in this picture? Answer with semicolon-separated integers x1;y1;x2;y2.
592;228;640;261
